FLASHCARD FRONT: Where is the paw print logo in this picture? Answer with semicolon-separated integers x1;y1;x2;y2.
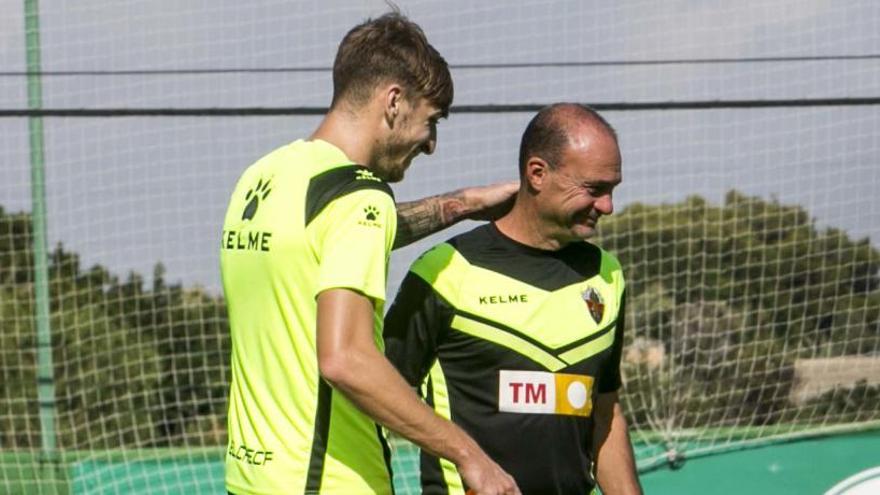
241;177;272;221
364;205;380;221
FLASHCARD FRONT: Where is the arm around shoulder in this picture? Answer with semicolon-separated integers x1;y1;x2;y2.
394;181;517;249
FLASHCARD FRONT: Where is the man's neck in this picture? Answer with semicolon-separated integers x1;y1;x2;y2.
310;108;377;167
495;198;567;251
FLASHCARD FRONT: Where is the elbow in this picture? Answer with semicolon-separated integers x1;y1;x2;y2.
318;348;365;391
318;352;349;387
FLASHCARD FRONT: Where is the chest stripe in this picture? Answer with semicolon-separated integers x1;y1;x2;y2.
558;328;617;364
451;315;567;371
450;313;618;371
427;362;466;494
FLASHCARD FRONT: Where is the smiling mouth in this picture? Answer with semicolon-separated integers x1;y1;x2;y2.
574;212;598;226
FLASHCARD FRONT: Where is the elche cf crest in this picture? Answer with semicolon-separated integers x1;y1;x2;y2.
581;287;604;324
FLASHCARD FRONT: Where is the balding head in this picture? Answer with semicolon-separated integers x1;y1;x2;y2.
504;103;621;247
518;103;617;178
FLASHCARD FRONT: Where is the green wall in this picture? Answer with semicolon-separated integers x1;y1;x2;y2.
641;431;880;494
2;431;878;494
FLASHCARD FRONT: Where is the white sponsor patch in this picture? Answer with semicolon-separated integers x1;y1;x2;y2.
498;370;556;414
498;370;594;417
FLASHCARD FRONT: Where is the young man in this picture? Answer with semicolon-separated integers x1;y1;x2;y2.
220;12;519;495
384;104;643;494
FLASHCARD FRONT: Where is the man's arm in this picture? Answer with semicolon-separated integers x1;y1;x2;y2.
316;288;520;495
394;181;517;249
591;391;642;495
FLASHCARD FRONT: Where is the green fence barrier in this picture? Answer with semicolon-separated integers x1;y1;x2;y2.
3;432;878;494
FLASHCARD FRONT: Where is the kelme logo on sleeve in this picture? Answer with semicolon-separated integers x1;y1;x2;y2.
498;370;593;417
241;177;272;221
358;205;383;228
364;205;379;221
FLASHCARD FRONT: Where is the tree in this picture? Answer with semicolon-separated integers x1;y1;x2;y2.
0;207;229;450
598;191;880;430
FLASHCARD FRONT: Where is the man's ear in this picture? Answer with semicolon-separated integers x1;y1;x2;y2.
525;157;550;191
382;84;403;128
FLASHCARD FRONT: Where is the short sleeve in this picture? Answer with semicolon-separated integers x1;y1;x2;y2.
598;290;626;393
311;188;397;303
384;270;454;386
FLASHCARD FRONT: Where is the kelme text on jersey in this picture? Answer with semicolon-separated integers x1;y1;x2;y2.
221;229;272;252
478;294;529;304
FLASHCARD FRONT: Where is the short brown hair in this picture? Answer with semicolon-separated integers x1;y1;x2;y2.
518;103;617;177
332;12;453;115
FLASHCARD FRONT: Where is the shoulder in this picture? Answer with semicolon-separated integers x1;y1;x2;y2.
581;242;625;290
412;224;497;273
593;244;623;274
410;242;462;281
406;225;498;299
305;166;394;225
563;241;621;269
445;223;497;257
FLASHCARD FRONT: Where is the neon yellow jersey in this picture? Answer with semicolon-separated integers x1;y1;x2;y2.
220;139;397;495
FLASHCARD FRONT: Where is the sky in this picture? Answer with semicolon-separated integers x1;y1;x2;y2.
1;0;878;296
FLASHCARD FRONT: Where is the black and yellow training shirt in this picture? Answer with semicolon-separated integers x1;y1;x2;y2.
384;222;626;495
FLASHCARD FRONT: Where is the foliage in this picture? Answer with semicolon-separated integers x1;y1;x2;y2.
1;190;878;450
599;192;880;431
0;206;228;449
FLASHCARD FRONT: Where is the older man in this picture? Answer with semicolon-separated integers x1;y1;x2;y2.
385;103;642;495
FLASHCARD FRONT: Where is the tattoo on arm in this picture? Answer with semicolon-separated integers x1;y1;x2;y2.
394;192;467;249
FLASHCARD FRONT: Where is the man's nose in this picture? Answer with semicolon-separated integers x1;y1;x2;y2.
596;193;613;215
